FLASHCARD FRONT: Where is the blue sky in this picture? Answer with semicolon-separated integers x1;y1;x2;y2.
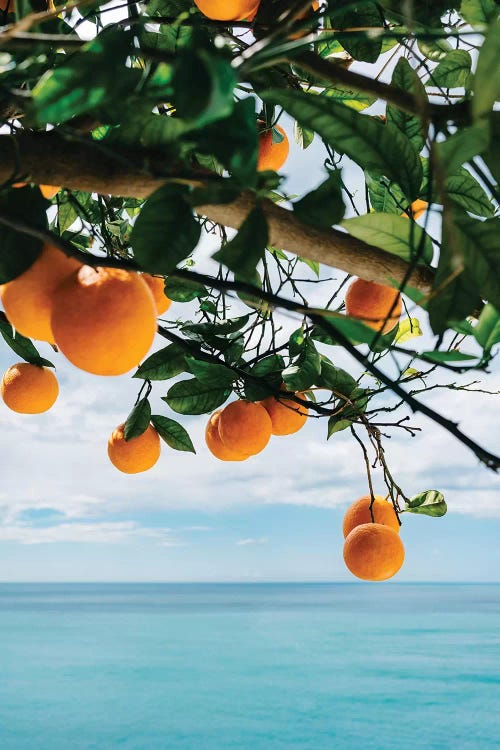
0;60;499;581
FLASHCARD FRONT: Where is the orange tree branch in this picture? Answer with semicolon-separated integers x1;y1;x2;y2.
0;132;434;294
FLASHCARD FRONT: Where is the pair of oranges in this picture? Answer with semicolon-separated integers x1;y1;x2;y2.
0;243;171;380
205;390;309;461
343;495;405;581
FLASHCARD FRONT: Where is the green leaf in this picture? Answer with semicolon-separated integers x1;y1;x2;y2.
419;350;477;364
473;16;500;121
445;168;495;217
405;490;447;517
282;338;321;391
327;416;353;435
387;58;427;152
293;121;315;149
366;173;406;215
163;378;230;415
0;187;47;283
183;315;249;338
133;344;187;381
418;38;452;62
436;123;490;175
319;360;357;398
185;357;234;387
293;170;345;230
31;29;140;125
151;414;196;453
57;201;79;233
341;213;433;264
0;318;54;367
213;206;268;280
460;0;498;27
262;89;422;200
131;184;201;274
194;98;258;185
328;3;383;62
474;303;500;355
430;50;472;88
172;44;236;128
163;276;207;302
455;215;500;310
124;397;151;440
322;85;376;112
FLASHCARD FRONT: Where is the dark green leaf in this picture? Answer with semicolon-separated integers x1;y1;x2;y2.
133;344;187;381
0;318;54;367
151;414;196;453
366;173;407;215
124;397;151;440
387;58;427;152
163;276;208;302
474;303;500;355
327;416;353;436
183;315;249;337
319;360;357;397
430;50;472;88
341;213;433;264
293;170;345;229
213;206;268;280
163;378;230;414
436;123;490;175
262;89;422;200
282;338;321;390
405;490;447;517
185;357;235;387
131;184;201;274
328;3;383;62
473;16;500;121
445;167;495;217
0;187;46;283
419;350;477;364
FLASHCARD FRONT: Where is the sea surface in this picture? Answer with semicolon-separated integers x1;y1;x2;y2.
0;583;499;749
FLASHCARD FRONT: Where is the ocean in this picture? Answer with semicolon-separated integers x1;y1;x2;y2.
0;583;499;749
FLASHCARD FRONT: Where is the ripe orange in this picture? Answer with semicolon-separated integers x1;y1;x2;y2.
343;523;405;581
402;199;428;220
260;388;308;436
1;363;59;414
218;400;272;456
142;274;171;316
194;0;260;21
0;243;81;343
108;423;161;474
39;185;60;200
51;266;157;376
205;410;249;461
342;494;400;538
257;122;289;172
345;277;402;335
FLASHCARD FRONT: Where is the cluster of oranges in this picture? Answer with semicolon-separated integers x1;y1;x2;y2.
205;389;309;461
342;494;405;581
0;242;171;472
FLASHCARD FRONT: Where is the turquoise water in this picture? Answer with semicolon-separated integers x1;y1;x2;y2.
1;584;499;749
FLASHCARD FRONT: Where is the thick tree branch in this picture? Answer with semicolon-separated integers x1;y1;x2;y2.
0;132;434;294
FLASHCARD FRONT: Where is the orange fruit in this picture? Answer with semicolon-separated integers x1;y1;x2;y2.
193;0;260;21
290;0;319;39
1;363;59;414
218;400;272;456
142;274;171;316
205;410;249;461
108;423;161;474
343;523;405;581
257;122;289;172
50;266;157;376
0;243;81;343
342;494;400;538
345;277;402;334
260;388;308;435
401;199;428;220
39;185;60;200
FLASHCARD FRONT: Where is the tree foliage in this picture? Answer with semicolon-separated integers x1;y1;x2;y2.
0;0;499;518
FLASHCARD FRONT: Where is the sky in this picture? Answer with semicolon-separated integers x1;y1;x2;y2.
0;22;499;583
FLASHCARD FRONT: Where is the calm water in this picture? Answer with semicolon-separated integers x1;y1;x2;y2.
1;583;499;749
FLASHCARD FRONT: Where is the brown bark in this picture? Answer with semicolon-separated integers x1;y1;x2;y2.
0;132;434;293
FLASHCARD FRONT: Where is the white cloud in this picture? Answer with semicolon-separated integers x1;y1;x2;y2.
0;520;179;545
236;537;269;546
